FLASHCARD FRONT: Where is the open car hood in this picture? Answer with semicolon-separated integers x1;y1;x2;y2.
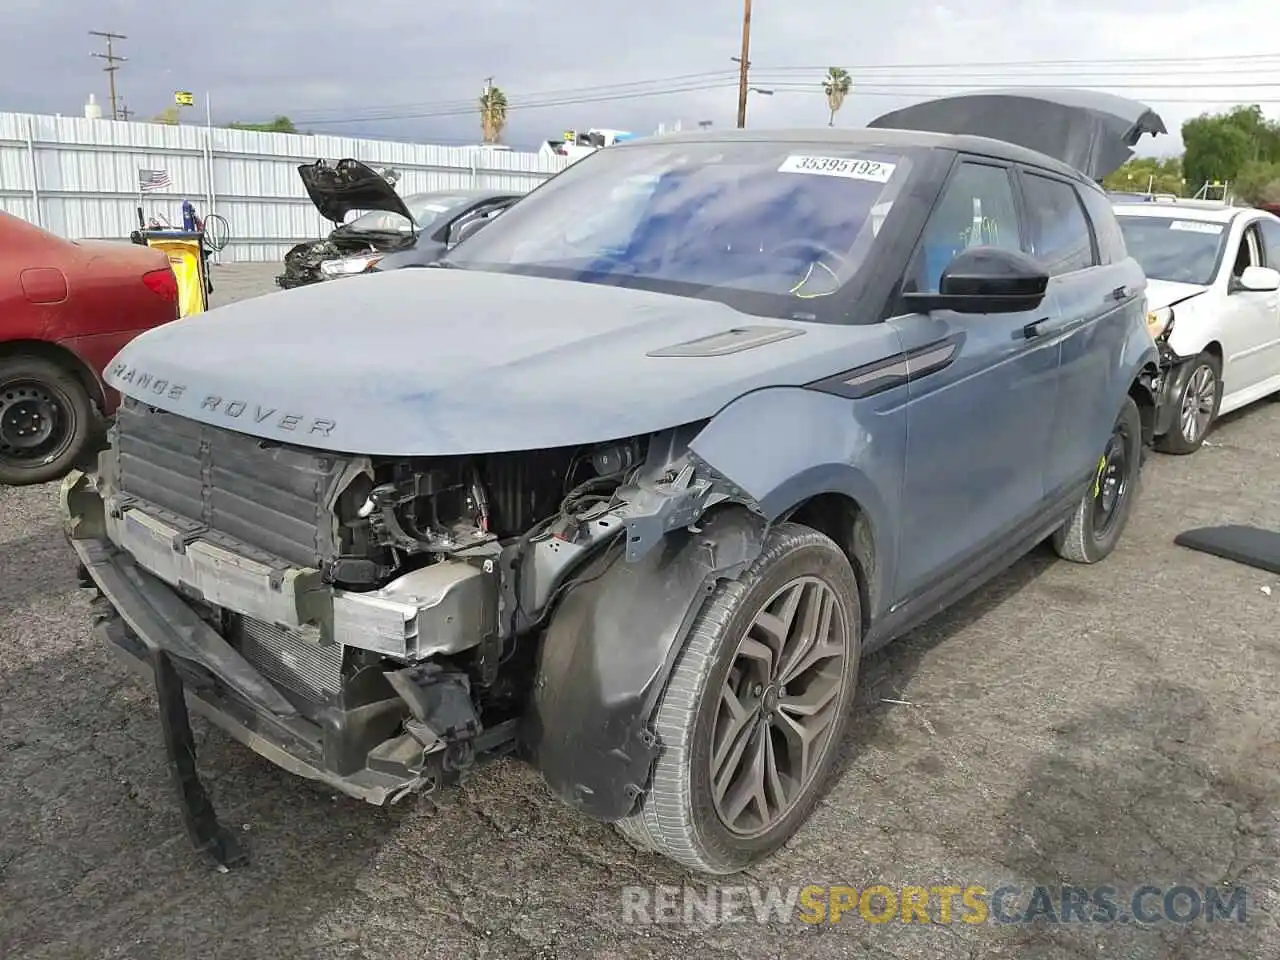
297;158;413;224
868;89;1167;181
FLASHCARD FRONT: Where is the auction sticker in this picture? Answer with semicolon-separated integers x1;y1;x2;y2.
1169;220;1223;234
778;155;896;182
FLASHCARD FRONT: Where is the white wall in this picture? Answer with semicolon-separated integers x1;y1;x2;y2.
0;113;570;262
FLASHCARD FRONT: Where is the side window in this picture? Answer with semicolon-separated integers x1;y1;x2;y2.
1258;219;1280;269
1231;223;1262;278
910;161;1021;293
1021;172;1096;276
1077;185;1126;264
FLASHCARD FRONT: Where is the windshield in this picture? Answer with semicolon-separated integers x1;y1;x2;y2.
343;194;473;233
444;140;913;319
1117;215;1227;285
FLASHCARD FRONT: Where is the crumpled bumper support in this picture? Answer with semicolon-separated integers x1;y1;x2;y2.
78;557;249;870
151;646;248;870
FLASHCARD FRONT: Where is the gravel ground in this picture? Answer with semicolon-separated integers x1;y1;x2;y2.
1;262;1277;959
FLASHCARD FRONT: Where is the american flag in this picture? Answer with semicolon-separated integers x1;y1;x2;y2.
138;168;172;192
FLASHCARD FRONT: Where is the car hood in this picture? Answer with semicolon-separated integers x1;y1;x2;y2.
103;268;900;457
1145;279;1208;311
298;158;413;224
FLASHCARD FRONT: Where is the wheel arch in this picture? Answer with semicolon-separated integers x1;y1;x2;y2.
528;504;769;823
0;338;106;414
777;491;878;637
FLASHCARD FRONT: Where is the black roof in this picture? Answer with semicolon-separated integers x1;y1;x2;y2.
617;127;1098;188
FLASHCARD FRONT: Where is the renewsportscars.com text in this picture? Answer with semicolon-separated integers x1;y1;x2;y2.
620;883;1249;926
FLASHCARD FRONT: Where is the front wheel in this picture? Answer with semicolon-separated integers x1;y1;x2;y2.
1155;352;1221;455
1052;395;1143;564
0;355;98;486
615;522;861;875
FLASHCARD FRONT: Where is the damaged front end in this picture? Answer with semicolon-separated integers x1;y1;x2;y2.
275;231;416;289
62;400;760;862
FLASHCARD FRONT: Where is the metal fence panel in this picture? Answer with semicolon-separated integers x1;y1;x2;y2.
0;112;571;262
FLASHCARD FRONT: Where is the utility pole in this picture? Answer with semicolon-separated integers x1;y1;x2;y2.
735;0;752;128
90;30;127;120
118;102;132;121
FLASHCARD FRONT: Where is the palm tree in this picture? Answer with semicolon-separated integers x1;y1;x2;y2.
823;68;852;127
479;84;509;144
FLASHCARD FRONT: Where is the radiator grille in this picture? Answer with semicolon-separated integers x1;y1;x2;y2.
236;617;342;704
108;400;351;568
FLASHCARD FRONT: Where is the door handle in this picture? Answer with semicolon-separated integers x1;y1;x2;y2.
1110;285;1131;302
1022;316;1052;338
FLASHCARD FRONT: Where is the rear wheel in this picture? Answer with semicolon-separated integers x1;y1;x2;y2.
616;522;861;874
0;355;98;486
1155;352;1221;455
1053;395;1142;564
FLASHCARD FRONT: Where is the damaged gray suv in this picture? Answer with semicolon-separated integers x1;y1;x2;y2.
62;100;1163;876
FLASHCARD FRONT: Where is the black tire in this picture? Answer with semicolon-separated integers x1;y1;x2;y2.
0;355;98;486
615;522;861;875
1052;395;1143;564
1154;352;1222;455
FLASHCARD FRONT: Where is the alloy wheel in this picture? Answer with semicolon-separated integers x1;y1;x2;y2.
1179;364;1217;445
710;575;850;838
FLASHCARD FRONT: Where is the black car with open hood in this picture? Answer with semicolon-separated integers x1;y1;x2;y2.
299;158;414;224
276;159;523;288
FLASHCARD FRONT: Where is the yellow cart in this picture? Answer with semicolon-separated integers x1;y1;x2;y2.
138;229;209;317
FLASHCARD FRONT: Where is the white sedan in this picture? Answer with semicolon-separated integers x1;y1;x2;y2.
1115;201;1280;453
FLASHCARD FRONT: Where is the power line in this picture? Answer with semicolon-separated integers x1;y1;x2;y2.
296;77;1280;126
762;79;1280;91
286;70;738;122
89;30;127;121
280;53;1280;128
752;51;1280;72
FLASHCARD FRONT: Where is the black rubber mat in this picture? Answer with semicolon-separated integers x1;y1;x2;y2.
1174;524;1280;574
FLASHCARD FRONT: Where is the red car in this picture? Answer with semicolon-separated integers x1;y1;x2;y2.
0;212;180;485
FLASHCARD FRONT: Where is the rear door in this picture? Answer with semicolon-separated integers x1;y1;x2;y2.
889;157;1061;603
1017;169;1138;495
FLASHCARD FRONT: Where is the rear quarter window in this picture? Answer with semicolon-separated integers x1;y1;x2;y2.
1077;185;1127;265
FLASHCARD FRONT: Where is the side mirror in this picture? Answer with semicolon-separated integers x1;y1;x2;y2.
903;246;1050;315
1236;265;1280;293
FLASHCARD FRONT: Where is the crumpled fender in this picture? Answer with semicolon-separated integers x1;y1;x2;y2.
527;507;766;822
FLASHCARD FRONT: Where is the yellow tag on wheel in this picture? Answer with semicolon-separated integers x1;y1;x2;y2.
1093;455;1107;497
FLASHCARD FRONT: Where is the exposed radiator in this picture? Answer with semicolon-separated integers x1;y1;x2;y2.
105;399;354;569
235;616;343;704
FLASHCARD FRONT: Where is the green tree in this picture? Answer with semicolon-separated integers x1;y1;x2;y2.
229;116;298;134
1233;159;1280;205
822;67;852;127
1181;105;1280;192
479;85;508;144
1103;155;1184;195
152;105;181;125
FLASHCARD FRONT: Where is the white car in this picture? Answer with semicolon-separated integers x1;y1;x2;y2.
1114;201;1280;453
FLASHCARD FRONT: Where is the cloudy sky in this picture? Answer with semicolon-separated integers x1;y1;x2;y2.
3;0;1278;155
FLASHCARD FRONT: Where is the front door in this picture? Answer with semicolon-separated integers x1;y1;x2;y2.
890;158;1061;604
1222;220;1280;404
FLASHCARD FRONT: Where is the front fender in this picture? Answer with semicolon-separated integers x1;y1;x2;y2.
688;385;905;620
527;507;766;822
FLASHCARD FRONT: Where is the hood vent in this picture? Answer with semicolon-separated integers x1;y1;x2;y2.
647;325;804;358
